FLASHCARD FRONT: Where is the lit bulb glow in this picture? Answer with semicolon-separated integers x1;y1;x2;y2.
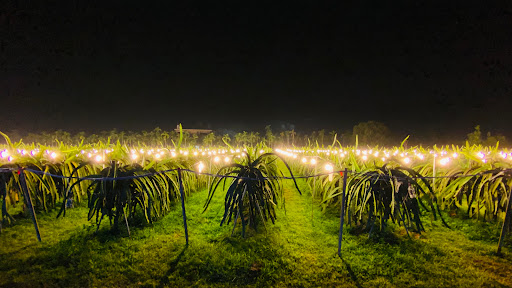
325;164;334;181
439;157;450;166
198;162;205;173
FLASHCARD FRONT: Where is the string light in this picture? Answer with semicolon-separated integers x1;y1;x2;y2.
439;157;450;166
197;162;205;173
325;163;334;181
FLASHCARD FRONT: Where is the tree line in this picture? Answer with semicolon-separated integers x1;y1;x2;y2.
2;122;507;148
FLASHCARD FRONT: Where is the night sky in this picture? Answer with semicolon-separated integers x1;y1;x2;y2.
1;1;511;141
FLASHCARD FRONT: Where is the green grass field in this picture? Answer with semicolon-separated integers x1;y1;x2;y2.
1;179;512;287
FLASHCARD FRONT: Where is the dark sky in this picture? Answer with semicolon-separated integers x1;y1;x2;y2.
1;1;511;141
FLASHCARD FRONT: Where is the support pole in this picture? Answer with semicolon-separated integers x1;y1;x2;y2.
497;186;512;255
18;168;41;242
177;168;189;245
312;165;317;225
432;155;436;194
338;168;348;258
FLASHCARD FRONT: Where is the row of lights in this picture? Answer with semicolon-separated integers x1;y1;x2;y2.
0;147;256;164
284;147;512;166
2;146;512;166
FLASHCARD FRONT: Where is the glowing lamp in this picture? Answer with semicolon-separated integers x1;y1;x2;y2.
439;157;450;166
325;164;334;181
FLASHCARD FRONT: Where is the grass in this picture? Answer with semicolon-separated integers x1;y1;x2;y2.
1;178;512;287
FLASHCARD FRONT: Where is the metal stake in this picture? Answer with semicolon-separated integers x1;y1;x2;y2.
177;168;189;245
338;168;348;258
497;186;512;255
19;168;41;242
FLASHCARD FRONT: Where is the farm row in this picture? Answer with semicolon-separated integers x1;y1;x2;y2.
1;132;512;244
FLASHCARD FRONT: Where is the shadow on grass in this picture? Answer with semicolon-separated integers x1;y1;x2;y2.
339;256;363;288
160;245;188;286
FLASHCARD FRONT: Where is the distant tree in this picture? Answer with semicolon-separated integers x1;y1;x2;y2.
161;131;170;146
466;125;482;145
290;129;296;145
352;121;391;146
248;132;260;146
235;131;248;146
467;125;508;147
317;129;325;146
483;133;507;147
181;131;190;146
279;132;286;145
118;131;126;144
190;133;199;146
76;131;86;145
203;132;216;146
264;125;275;147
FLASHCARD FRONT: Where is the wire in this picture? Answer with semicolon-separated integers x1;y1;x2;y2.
0;166;510;182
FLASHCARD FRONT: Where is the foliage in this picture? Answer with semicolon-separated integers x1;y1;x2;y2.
466;125;508;147
72;162;181;232
352;121;391;147
204;150;301;236
344;165;448;236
